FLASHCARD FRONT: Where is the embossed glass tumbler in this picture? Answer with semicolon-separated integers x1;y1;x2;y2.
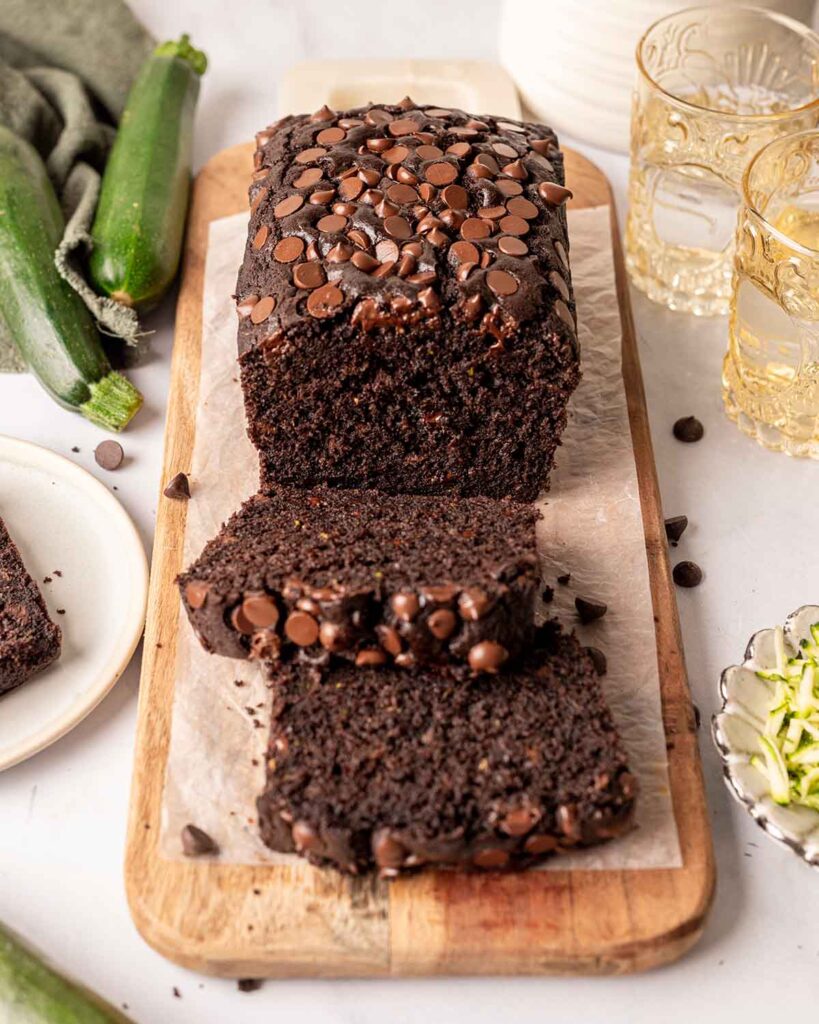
626;6;819;316
723;129;819;458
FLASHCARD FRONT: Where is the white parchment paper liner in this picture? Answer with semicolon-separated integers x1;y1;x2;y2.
160;205;682;870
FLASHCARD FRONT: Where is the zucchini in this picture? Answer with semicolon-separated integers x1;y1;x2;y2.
0;128;143;431
89;35;207;311
0;921;135;1022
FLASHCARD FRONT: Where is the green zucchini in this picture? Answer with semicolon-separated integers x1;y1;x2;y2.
0;128;143;431
0;922;135;1022
89;35;207;311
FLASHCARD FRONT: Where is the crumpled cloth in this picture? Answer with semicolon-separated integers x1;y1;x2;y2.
0;0;154;369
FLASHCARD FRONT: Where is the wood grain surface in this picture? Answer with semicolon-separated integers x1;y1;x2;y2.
124;141;715;977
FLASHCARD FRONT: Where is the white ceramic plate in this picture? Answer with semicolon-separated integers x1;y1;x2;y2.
0;435;148;770
713;605;819;868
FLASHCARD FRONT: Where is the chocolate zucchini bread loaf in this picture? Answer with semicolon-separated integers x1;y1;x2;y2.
257;624;636;875
0;517;61;695
179;486;538;671
237;101;579;501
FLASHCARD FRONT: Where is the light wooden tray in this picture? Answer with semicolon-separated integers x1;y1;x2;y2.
124;138;715;977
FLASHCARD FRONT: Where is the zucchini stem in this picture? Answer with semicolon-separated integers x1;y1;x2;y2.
80;371;143;432
154;34;207;75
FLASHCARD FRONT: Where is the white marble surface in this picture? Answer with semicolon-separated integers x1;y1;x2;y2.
0;2;817;1021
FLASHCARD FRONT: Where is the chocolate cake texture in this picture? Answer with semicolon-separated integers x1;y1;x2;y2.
0;516;62;695
257;623;636;875
179;486;539;671
236;101;579;501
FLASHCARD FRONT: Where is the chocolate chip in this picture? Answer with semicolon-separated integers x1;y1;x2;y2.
376;625;402;656
94;440;123;471
473;847;510;869
498;214;529;236
415;144;443;160
383;215;412;239
236;294;259;318
425;162;457;185
293;167;323;189
664;514;689;545
450;240;479;265
316;126;345;145
541;585;554;603
487;269;518;297
310;105;334;122
388;117;419;137
242;593;279;629
501;158;527;180
461;218;491;240
181;824;219;856
427;608;457;639
673;560;703;587
458;587;490;620
252;225;269;249
326;241;353;263
355;648;388;667
468;640;508;673
500;805;541;836
309;187;336;205
446;141;471;157
273;236;304;263
427;227;449;247
163;472;190;500
372;828;406;869
673;416;704;442
584;646;607;675
295;146;327;164
530;137;556;156
383;145;409;164
498;235;528;256
538;181;573;206
359;167;381;187
557;573;571;585
506;196;538;220
694;703;702;730
284;610;319;645
554;299;575;328
548;269;570;301
318;621;347;652
274;194;303;218
477;205;507;220
351;251;379;273
306;283;344;318
524;833;558;855
317;213;347;233
250;295;276;323
230;603;255;635
372;260;396;278
417;287;441;311
338;177;363;201
575;596;607;623
293;262;326;290
185;580;209;609
386;182;419;205
496;178;523;197
237;979;263;993
391;591;419;621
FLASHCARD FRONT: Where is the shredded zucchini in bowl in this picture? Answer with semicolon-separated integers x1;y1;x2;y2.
752;622;819;809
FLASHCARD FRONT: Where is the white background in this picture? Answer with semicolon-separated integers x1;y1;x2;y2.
1;2;818;1021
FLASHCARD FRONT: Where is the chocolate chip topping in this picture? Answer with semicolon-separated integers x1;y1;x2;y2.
575;596;608;623
664;515;689;545
673;416;704;443
468;640;508;673
185;580;209;609
673;560;703;588
181;824;219;856
285;610;319;645
163;471;191;500
273;236;303;263
94;440;124;471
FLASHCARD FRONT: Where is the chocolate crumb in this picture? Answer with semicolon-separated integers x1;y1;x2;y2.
238;979;263;993
56;609;65;615
173;987;181;998
43;576;52;584
163;472;191;500
693;703;702;730
575;596;607;623
541;585;554;604
181;823;219;856
234;679;246;687
673;560;702;588
584;646;607;676
71;446;80;453
664;515;688;545
557;573;571;586
673;416;704;443
94;439;124;471
53;570;62;577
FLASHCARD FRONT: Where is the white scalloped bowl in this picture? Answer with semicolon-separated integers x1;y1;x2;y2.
712;605;819;867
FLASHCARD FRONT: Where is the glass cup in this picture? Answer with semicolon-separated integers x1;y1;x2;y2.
625;5;819;316
722;129;819;457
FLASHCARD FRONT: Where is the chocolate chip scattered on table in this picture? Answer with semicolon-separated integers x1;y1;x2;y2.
94;439;124;471
673;416;704;443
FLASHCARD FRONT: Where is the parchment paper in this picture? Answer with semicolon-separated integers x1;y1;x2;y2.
160;205;682;870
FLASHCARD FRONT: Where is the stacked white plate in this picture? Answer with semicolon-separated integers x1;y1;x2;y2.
499;0;817;153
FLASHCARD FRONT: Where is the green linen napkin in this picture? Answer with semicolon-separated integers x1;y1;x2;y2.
0;0;154;370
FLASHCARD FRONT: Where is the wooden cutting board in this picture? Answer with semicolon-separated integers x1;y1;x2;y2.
124;140;715;978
